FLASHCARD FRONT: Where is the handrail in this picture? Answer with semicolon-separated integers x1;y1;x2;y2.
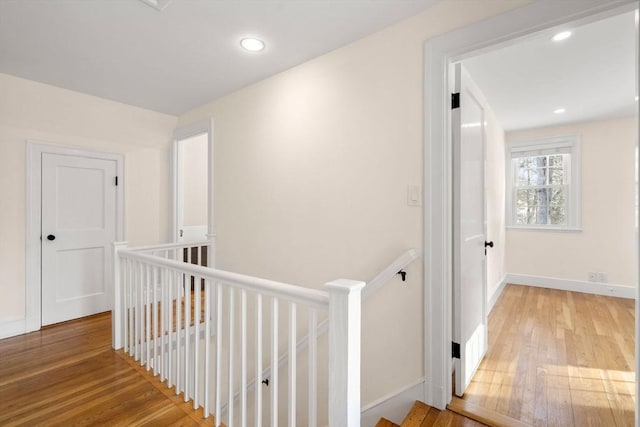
221;248;420;414
363;249;419;299
119;249;329;309
127;240;213;253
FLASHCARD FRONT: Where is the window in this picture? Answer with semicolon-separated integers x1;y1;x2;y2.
506;136;581;230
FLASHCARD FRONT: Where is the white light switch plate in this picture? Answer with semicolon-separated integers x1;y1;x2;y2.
407;185;421;207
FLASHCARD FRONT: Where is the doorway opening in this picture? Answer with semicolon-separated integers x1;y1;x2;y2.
171;118;215;268
450;8;638;424
422;0;638;416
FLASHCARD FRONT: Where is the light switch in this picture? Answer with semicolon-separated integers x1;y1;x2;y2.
407;185;421;207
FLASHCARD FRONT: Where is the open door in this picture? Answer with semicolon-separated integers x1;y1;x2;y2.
452;63;488;396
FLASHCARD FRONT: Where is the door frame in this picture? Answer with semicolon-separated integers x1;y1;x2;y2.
422;0;638;410
26;142;124;332
170;118;215;246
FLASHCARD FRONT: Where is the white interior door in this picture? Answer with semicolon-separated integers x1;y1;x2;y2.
41;153;117;325
452;63;488;396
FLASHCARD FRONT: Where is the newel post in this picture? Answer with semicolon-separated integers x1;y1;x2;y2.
112;241;128;350
326;279;365;427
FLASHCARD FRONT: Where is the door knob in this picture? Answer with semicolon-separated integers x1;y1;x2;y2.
47;234;56;241
484;241;494;248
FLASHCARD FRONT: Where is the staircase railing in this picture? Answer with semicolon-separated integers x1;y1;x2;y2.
112;241;364;427
219;249;420;416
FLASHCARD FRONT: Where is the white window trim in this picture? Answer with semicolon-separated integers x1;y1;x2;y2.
506;135;581;230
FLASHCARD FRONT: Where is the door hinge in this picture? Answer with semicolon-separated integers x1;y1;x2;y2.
115;176;118;186
452;341;461;359
451;92;460;109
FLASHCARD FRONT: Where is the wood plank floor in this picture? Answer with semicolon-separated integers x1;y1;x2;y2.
0;313;216;426
462;284;635;426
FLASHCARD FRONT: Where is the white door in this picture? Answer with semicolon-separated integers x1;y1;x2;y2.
41;153;118;325
452;63;488;396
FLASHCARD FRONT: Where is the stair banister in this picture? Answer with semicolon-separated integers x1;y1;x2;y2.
222;248;420;415
113;243;416;426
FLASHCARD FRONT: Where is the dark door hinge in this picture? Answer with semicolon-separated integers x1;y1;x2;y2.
452;341;461;359
451;92;460;109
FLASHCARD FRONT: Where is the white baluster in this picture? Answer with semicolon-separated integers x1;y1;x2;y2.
145;264;151;370
136;261;143;361
271;298;279;427
176;268;182;395
204;280;211;418
153;266;158;376
255;294;263;427
161;267;166;382
326;279;365;427
288;303;297;427
240;289;247;427
184;273;191;402
308;309;317;427
228;287;235;427
168;268;174;388
215;283;223;427
194;276;201;409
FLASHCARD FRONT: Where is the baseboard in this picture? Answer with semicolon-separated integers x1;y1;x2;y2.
360;378;426;427
487;275;507;313
505;273;636;299
0;318;26;340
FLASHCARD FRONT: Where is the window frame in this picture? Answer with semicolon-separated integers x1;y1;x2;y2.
506;135;582;231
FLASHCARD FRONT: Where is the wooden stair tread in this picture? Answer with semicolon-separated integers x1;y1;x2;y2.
401;401;431;427
447;396;532;427
376;417;401;427
419;405;442;427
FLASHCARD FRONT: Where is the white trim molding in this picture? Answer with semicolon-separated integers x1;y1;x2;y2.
505;273;636;299
25;141;125;335
423;0;637;411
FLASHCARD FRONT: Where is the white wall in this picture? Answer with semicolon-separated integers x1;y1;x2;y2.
0;73;177;325
506;116;637;288
177;0;529;409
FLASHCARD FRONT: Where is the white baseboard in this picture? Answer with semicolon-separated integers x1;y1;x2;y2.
0;318;26;340
488;275;507;313
360;378;426;427
505;273;636;299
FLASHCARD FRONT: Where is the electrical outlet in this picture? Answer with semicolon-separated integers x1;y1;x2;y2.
597;272;608;283
587;272;597;282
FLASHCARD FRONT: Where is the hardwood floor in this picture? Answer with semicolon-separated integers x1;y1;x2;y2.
462;284;635;426
0;313;215;426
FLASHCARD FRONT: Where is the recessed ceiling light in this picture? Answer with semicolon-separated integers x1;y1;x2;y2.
552;31;572;42
240;38;265;52
553;108;566;114
138;0;172;11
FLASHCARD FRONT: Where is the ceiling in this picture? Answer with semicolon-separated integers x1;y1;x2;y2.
0;0;439;116
463;9;638;132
